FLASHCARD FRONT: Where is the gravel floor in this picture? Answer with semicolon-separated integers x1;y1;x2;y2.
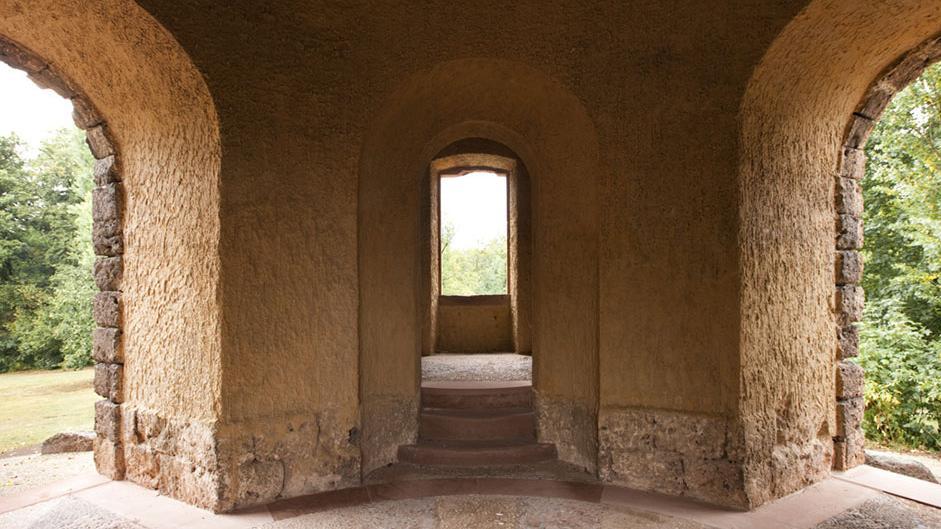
258;495;712;529
0;496;145;529
0;451;94;497
422;354;532;382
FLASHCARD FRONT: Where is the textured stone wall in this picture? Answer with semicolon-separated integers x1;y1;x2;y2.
598;408;746;508
832;33;941;470
739;0;941;508
0;34;128;481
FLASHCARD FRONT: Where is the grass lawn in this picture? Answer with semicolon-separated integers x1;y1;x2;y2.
0;368;96;454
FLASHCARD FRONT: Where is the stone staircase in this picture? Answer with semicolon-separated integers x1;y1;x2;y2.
397;381;557;466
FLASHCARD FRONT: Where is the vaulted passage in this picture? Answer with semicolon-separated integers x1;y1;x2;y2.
1;0;940;518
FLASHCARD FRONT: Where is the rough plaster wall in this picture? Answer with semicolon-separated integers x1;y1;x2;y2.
357;59;601;472
437;298;513;353
739;0;941;507
0;1;222;422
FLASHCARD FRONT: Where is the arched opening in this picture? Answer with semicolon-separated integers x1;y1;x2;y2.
739;1;941;507
831;36;941;471
358;58;601;477
422;139;532;361
0;1;225;509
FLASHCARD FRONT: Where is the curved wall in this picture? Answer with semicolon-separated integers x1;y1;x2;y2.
358;58;601;472
739;0;941;507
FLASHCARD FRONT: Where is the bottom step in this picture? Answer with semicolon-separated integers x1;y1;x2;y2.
398;442;557;466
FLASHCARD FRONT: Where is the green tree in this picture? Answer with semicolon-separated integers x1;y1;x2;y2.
0;129;94;371
440;221;508;296
860;61;941;449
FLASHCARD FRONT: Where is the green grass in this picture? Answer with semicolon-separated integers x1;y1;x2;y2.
0;368;96;454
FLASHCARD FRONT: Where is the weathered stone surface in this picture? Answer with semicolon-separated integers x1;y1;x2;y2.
836;361;864;399
865;450;939;483
94;256;123;291
836;398;864;438
838;324;859;359
93;222;124;256
27;67;75;98
856;82;895;121
41;431;94;454
85;125;115;159
845;114;874;148
835;285;864;324
236;459;285;506
124;443;161;488
683;457;747;507
835;251;862;285
361;396;418;474
71;97;103;129
93;292;122;328
0;36;45;72
93;436;125;480
95;399;121;442
835;177;862;216
815;496;937;529
603;448;686;496
93;327;123;364
93;184;123;223
598;407;744;509
840;147;866;180
93;155;121;186
535;394;598;472
836;213;863;250
94;363;124;402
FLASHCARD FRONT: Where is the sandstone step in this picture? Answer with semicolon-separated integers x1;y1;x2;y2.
421;381;532;410
420;408;536;442
397;442;557;466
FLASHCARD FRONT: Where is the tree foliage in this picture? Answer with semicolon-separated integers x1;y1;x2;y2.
860;61;941;450
440;221;508;296
0;129;94;372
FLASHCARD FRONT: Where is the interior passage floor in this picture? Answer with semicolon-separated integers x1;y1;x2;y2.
422;353;532;382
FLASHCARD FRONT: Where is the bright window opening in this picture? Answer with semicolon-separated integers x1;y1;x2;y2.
440;170;508;296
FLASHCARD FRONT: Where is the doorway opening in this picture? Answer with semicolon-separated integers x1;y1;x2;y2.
421;140;533;383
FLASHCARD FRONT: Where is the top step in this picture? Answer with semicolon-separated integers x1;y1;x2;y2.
421;380;532;410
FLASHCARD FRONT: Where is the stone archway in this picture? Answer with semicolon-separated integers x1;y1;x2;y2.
739;0;941;507
0;33;127;479
0;1;226;510
358;59;602;476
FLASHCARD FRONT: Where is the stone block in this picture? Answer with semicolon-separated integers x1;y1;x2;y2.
93;292;121;328
835;251;862;285
835;285;864;324
94;363;124;402
835;177;862;216
95;399;121;442
0;37;45;72
838;324;859;359
840;147;866;180
836;397;864;438
27;67;75;98
836;214;863;250
845;114;874;149
85;125;115;159
42;431;94;454
124;443;160;488
71;97;103;129
603;449;686;496
683;457;746;508
236;459;285;507
93;222;124;256
93;436;125;480
93;184;123;223
836;361;864;399
94;155;121;186
94;256;123;291
856;83;894;121
93;327;123;364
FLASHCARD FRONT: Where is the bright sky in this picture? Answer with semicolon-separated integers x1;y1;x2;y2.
440;171;508;249
0;62;75;153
